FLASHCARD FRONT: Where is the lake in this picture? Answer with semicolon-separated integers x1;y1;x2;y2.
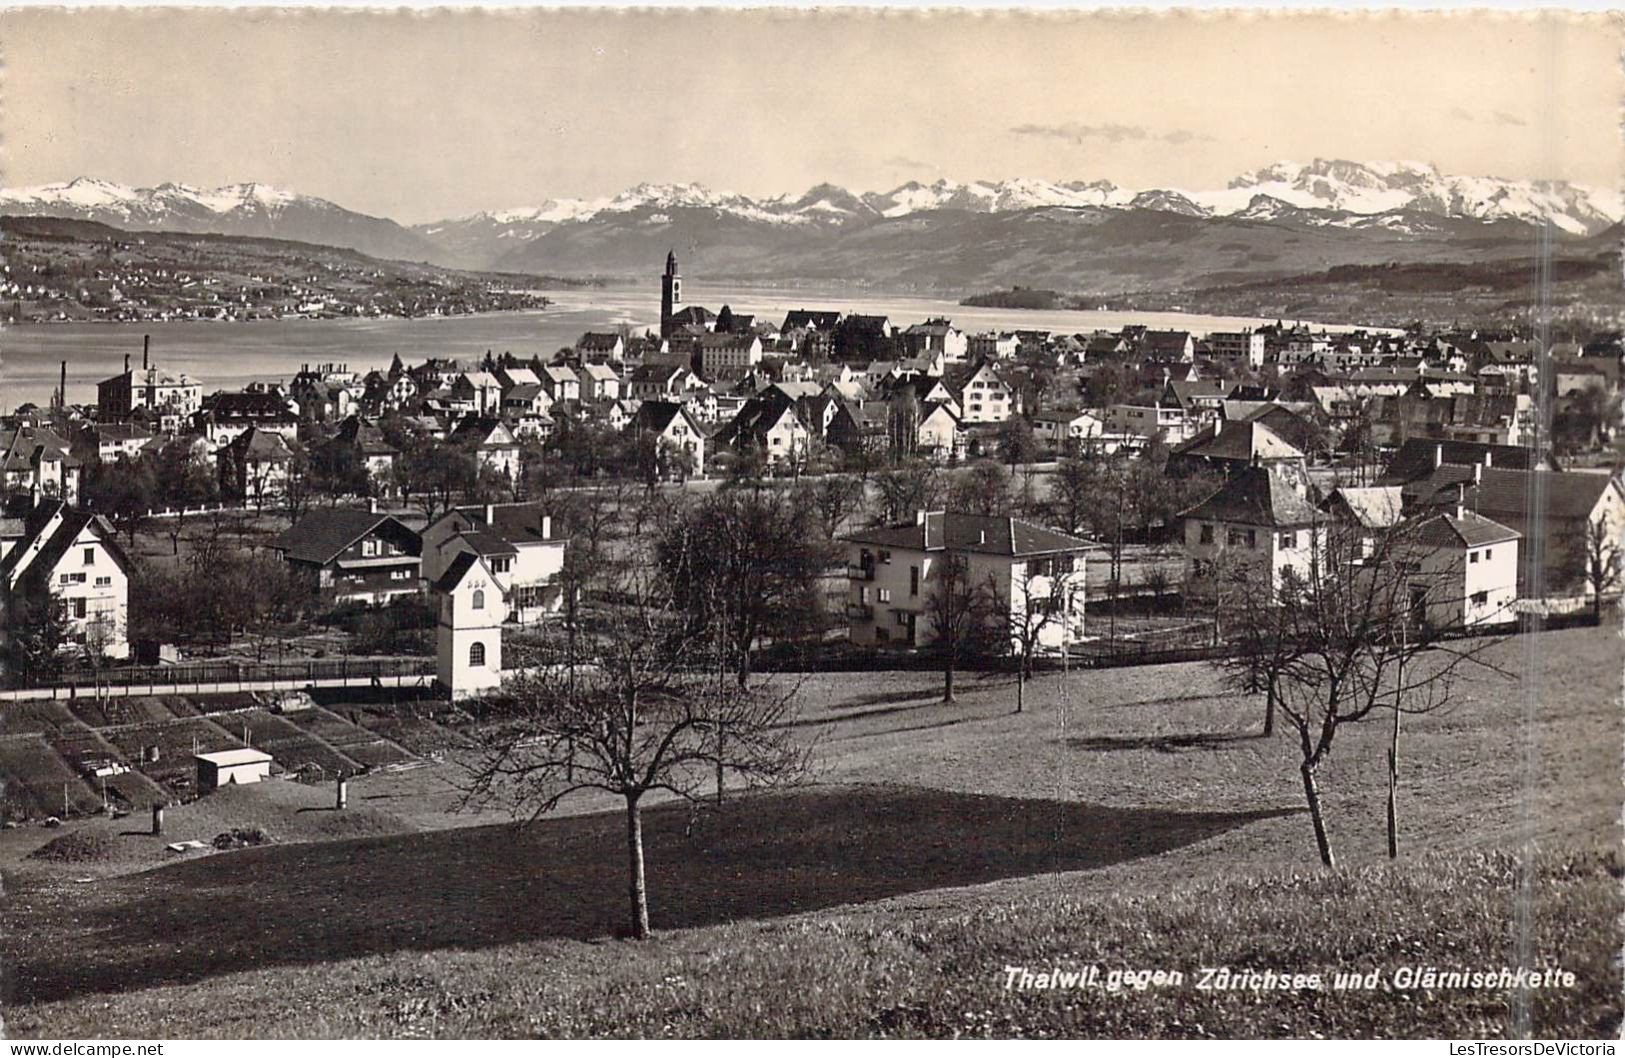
0;284;1393;410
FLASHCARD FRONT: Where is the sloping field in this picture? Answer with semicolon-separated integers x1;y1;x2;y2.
216;709;359;777
282;705;413;770
0;736;101;819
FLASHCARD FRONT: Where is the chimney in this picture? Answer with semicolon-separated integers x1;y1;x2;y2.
1483;451;1493;469
1433;442;1443;469
1473;462;1482;485
368;496;378;514
541;514;552;539
142;334;149;370
59;361;66;405
123;353;130;374
484;504;495;525
978;529;986;545
915;509;928;526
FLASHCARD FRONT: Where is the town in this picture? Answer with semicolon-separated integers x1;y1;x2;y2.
0;247;1618;1037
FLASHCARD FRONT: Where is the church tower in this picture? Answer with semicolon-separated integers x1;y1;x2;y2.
660;249;681;340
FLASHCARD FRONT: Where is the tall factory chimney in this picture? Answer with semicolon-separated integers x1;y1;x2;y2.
142;334;150;370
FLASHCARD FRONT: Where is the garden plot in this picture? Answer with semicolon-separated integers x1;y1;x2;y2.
348;710;472;758
0;701;83;738
44;727;169;809
100;719;246;794
215;709;358;777
282;707;414;770
0;736;102;820
73;696;190;728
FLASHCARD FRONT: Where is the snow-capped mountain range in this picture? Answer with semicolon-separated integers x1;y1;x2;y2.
0;177;437;262
3;160;1620;274
423;158;1623;234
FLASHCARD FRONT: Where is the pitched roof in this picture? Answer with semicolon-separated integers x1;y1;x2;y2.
1170;420;1303;463
445;500;560;546
1324;486;1405;529
843;512;1090;557
0;502;131;590
271;509;416;564
1408;466;1622;524
431;550;482;593
1180;465;1322;528
1381;438;1550;484
1414;509;1521;549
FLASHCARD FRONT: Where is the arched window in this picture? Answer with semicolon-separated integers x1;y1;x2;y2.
471;589;485;611
469;641;486;667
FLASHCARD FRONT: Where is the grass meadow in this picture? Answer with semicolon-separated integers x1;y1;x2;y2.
0;623;1617;1037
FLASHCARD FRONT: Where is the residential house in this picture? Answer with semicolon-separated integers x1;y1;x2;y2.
1141;330;1195;363
270;508;421;605
840;511;1090;650
196;391;300;448
537;365;581;406
966;332;1020;360
217;427;298;507
1208;330;1266;370
627;401;706;480
1179;463;1325;591
449;417;521;482
422;501;566;623
901;319;969;363
0;500;131;659
716;392;814;468
698;333;765;378
1167;420;1306;478
1398;462;1625;595
447;371;503;417
73;423;152;464
950;361;1019;424
1030;408;1108;451
578;363;622;402
322;415;401;489
1105;399;1189;443
576;332;626;362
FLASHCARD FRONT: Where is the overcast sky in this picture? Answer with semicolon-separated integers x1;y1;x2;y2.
1;9;1617;223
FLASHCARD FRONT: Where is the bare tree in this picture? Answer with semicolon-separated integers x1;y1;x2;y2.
925;552;997;703
1000;554;1080;714
460;557;809;939
1577;513;1622;623
1229;516;1505;866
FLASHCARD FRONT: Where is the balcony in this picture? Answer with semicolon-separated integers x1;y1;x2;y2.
846;602;875;620
846;565;875;581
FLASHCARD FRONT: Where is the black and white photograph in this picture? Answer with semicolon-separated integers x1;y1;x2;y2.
0;5;1619;1042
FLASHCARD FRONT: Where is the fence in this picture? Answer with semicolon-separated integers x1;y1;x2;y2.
3;656;437;700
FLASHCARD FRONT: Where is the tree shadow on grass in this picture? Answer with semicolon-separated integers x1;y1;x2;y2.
2;783;1300;1007
1068;732;1265;753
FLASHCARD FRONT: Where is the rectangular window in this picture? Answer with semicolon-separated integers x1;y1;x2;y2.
1246;530;1257;550
1279;531;1297;550
1199;524;1214;545
896;611;909;627
94;576;111;587
910;566;920;595
1227;528;1247;547
1469;550;1479;564
1027;558;1046;578
1052;555;1075;575
73;598;86;619
362;539;378;557
1471;591;1488;606
878;588;892;603
879;550;892;564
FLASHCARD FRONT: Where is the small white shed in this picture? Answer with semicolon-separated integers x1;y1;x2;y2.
195;749;274;793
